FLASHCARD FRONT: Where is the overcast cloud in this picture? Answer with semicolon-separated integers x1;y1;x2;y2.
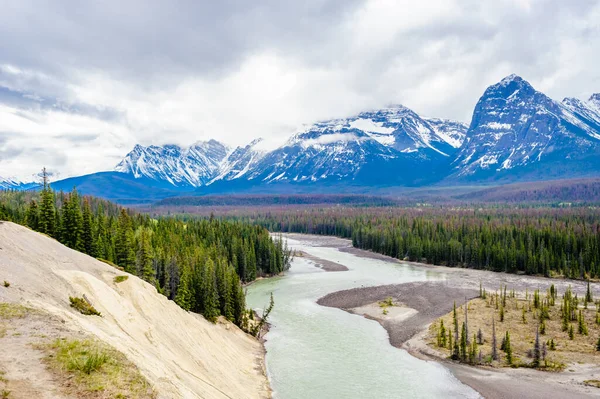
0;0;599;181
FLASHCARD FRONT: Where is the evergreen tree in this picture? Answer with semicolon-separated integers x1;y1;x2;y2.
504;332;513;365
25;200;40;231
136;227;154;282
532;327;541;368
586;280;593;304
460;322;467;362
115;209;135;272
202;259;220;322
39;187;56;237
175;265;193;311
81;198;95;256
568;324;575;340
578;310;588;335
491;318;498;361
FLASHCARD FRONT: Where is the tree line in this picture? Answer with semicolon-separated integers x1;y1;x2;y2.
232;206;600;279
0;185;291;330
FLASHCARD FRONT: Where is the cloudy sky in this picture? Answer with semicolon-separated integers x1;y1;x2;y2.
1;0;599;181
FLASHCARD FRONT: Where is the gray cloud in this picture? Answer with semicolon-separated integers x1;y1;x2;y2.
0;0;599;180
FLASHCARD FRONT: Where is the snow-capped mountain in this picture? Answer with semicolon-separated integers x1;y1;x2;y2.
209;139;268;183
208;104;467;186
450;74;600;181
47;75;600;200
0;177;37;190
112;104;467;189
115;140;229;187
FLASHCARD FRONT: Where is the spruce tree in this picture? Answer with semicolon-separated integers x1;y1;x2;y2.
81;198;95;256
586;280;593;304
39;187;56;237
460;322;467;362
175;265;193;311
491;318;498;361
532;327;541;368
504;332;513;365
25;200;40;231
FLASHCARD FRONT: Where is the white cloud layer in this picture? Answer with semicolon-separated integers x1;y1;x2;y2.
0;0;599;180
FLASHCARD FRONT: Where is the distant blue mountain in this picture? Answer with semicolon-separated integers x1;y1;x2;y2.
51;172;192;204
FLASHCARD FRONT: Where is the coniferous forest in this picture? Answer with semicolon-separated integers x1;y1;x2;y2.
0;185;291;330
224;206;600;279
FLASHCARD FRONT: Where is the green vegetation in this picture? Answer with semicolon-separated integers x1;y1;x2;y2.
69;296;102;316
1;389;9;399
0;172;291;332
242;206;600;279
2;281;8;288
113;275;129;284
379;297;394;315
45;338;155;398
0;303;29;319
430;283;600;370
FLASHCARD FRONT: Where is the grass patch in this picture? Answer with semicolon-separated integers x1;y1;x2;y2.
113;275;129;284
45;339;155;398
69;297;101;316
585;380;600;388
428;287;600;371
97;258;124;271
0;303;29;319
2;281;9;288
1;389;10;398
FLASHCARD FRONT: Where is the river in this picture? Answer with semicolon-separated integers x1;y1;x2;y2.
246;236;480;399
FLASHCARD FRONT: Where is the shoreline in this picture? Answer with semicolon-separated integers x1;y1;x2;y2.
284;233;600;399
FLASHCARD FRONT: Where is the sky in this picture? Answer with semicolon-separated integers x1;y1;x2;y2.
1;0;599;181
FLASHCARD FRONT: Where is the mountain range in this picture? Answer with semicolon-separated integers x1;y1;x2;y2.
8;74;600;201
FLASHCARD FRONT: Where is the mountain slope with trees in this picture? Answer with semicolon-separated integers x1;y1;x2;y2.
0;177;291;329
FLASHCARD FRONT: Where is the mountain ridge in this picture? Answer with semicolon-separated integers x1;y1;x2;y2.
28;74;600;201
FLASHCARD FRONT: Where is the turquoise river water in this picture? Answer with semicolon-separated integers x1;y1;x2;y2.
246;236;481;399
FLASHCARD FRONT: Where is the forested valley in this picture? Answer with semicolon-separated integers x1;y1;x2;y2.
0;185;292;331
224;206;600;279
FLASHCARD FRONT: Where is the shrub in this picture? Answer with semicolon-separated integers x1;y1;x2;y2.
69;297;101;316
113;276;129;284
2;281;9;288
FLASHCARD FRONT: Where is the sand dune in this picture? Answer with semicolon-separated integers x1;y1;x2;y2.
0;221;270;399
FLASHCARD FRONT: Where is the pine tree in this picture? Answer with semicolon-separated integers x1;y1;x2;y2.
491;318;498;361
175;265;193;311
460;322;467;362
452;302;459;360
39;186;56;237
137;227;154;282
464;300;469;345
25;200;40;231
115;209;135;272
504;331;513;365
568;324;575;340
540;319;546;335
202;259;220;322
81;198;95;256
532;327;541;368
438;319;447;348
586;280;593;304
578;310;588;335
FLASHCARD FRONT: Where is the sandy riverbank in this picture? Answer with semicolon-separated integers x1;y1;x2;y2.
292;233;600;399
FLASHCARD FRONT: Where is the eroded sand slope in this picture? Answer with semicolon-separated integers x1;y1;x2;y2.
0;222;269;399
